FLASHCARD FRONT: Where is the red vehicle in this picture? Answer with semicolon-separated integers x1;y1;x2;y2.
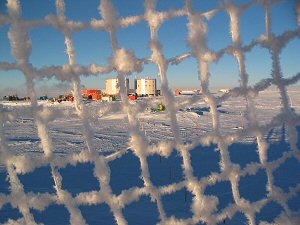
128;94;137;100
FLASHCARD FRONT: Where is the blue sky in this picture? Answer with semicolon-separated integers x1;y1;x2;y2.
0;0;299;97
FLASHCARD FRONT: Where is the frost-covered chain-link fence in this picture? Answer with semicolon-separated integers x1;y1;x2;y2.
1;0;300;224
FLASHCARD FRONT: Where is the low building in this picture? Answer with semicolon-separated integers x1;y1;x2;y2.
102;96;114;102
82;89;101;100
135;78;156;96
219;88;230;93
83;89;100;96
105;78;129;96
175;90;182;95
3;95;19;101
175;89;201;95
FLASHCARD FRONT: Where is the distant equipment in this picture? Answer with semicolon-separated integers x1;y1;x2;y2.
128;93;138;101
157;103;166;111
175;90;201;95
219;88;230;93
39;95;48;100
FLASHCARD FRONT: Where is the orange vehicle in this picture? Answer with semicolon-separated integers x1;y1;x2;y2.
128;95;137;100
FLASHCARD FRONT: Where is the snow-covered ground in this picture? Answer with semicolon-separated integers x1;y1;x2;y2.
2;87;299;157
0;87;300;225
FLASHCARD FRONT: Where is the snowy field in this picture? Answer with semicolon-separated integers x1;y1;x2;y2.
0;87;300;225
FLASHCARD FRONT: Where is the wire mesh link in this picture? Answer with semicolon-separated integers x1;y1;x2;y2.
0;0;300;224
